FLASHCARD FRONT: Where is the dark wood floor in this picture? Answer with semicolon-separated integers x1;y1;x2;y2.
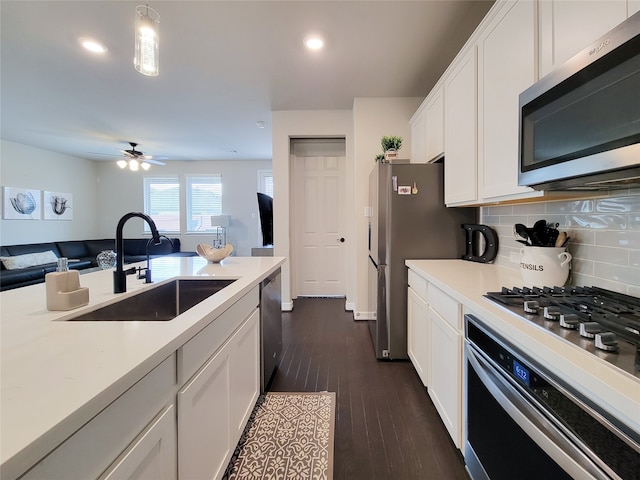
268;298;469;480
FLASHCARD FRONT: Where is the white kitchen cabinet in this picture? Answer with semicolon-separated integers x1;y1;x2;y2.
429;310;462;448
428;285;463;449
409;103;427;163
177;308;260;480
21;356;177;480
538;0;627;78
407;270;429;387
444;46;478;205
99;405;177;480
477;0;542;202
425;86;444;163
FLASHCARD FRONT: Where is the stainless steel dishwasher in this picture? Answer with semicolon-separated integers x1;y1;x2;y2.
260;268;282;392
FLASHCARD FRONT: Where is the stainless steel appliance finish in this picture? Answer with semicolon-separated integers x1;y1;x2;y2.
465;315;640;480
484;286;640;378
260;268;282;392
518;11;640;191
367;161;476;359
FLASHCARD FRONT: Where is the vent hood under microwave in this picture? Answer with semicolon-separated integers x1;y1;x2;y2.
518;11;640;191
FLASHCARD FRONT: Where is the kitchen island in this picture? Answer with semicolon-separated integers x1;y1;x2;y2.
1;255;285;480
406;260;639;463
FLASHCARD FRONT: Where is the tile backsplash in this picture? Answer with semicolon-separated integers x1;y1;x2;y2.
480;191;640;297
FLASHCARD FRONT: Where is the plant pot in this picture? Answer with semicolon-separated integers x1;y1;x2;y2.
384;149;398;161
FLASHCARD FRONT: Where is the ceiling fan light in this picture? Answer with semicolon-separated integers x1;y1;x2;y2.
141;161;151;171
129;159;140;171
134;5;160;76
117;160;128;169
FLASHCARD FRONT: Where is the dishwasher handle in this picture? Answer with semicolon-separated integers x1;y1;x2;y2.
466;342;615;480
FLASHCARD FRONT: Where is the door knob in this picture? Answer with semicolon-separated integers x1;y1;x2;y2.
338;237;345;243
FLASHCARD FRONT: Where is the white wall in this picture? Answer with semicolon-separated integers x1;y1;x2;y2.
0;140;99;245
272;110;355;311
272;98;422;314
95;159;272;256
352;97;423;318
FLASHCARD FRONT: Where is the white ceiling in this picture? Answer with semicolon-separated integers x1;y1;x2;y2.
1;0;494;163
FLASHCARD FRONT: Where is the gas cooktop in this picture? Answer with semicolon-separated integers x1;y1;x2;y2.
484;286;640;378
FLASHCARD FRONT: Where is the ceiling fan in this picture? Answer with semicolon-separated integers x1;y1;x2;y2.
91;142;167;171
119;142;166;165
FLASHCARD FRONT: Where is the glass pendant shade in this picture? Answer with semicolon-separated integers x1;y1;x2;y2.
134;5;159;76
141;162;151;171
117;160;128;169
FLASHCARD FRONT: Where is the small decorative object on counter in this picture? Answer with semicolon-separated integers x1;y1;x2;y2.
196;243;233;263
461;224;499;263
45;270;89;311
97;250;117;269
520;246;572;287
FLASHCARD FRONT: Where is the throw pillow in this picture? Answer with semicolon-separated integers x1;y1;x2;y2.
1;250;59;270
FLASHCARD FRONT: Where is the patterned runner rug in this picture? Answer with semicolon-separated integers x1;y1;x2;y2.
223;392;336;480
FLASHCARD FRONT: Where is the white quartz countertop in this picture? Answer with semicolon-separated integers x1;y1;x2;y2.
0;255;285;478
405;259;640;437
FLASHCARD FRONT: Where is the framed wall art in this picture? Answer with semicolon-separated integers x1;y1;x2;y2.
43;191;73;220
3;187;41;220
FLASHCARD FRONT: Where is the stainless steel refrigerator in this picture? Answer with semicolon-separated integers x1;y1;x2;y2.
367;161;476;360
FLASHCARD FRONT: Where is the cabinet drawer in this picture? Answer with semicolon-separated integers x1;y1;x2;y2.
21;355;176;480
407;269;428;301
178;286;259;385
428;284;461;330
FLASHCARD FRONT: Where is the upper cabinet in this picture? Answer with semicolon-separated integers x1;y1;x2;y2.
477;0;540;200
409;104;427;164
425;87;444;163
538;0;628;78
444;48;478;205
409;85;444;164
412;0;638;207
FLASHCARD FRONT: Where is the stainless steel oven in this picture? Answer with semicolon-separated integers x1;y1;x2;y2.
464;315;640;480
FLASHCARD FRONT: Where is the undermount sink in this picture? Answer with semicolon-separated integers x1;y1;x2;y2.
64;278;236;321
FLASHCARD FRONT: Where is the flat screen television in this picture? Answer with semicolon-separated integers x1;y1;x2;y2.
256;193;273;246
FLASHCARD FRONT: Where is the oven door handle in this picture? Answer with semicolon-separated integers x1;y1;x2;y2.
466;344;614;480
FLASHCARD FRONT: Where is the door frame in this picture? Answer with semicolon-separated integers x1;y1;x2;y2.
289;138;347;300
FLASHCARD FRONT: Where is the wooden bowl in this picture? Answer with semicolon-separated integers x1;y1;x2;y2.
196;243;233;263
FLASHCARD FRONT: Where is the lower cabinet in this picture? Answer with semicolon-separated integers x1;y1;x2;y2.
21;355;177;480
407;268;463;449
428;307;462;449
177;308;260;480
407;286;429;387
99;405;177;480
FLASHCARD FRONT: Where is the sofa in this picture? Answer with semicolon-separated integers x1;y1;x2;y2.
1;238;194;291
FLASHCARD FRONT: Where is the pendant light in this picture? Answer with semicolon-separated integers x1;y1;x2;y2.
134;4;160;76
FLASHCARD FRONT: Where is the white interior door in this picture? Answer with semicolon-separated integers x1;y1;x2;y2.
292;139;346;297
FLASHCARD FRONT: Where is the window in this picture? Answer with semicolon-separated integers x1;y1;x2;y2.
186;175;222;232
143;177;180;232
258;170;273;197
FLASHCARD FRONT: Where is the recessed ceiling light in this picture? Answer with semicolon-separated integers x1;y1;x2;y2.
303;35;324;51
80;38;108;54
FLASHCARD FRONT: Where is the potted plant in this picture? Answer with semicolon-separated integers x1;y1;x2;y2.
381;135;403;161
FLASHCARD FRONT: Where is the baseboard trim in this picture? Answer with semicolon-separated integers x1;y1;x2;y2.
282;301;294;311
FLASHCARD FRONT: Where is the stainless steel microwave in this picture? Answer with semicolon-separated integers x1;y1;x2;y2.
518;11;640;191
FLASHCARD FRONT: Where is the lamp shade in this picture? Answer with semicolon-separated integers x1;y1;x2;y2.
134;5;159;76
210;215;230;227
